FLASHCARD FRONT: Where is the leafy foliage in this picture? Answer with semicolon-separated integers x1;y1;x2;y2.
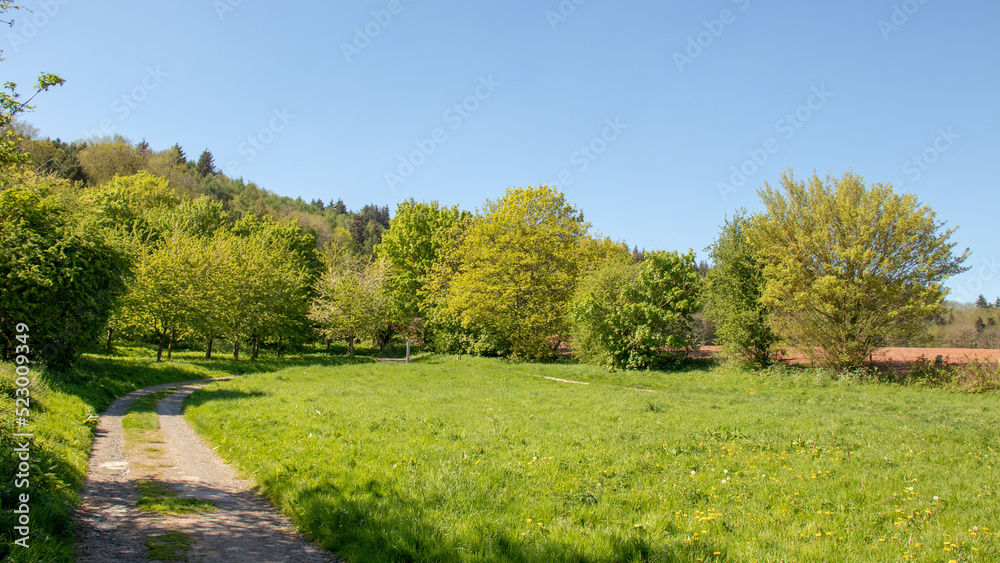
571;250;702;370
309;251;391;357
439;186;590;360
704;211;777;367
375;199;471;345
0;173;130;367
752;170;969;369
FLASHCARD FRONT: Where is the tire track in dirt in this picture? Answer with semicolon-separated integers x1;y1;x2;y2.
74;379;338;562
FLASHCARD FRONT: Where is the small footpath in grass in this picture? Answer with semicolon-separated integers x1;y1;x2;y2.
185;356;1000;562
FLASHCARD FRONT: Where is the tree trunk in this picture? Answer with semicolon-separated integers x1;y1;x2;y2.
167;327;175;359
205;335;213;359
106;327;114;352
348;337;354;358
326;339;331;353
251;331;259;360
156;331;165;362
233;340;240;361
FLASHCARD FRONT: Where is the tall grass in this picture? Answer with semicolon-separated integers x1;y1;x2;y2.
185;356;1000;562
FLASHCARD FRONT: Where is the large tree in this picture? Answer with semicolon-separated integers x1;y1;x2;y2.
440;186;590;360
375;199;471;326
571;250;702;370
704;211;778;367
308;251;391;358
0;173;130;367
752;170;969;369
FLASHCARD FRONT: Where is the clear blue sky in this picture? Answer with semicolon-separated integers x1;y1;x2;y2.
5;0;999;302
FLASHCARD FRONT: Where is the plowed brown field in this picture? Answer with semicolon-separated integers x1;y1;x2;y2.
696;345;1000;368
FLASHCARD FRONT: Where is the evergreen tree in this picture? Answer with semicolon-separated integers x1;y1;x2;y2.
196;149;216;177
976;294;989;309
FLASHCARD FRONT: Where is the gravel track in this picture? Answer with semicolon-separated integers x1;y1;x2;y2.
74;379;338;563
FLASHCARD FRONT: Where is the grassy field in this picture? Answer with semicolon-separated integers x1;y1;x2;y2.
184;357;1000;562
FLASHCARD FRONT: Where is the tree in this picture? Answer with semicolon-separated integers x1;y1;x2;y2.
349;204;391;255
309;251;391;358
171;143;186;163
571;250;702;370
375;199;471;324
118;231;205;361
976;295;990;309
0;173;129;367
77;136;148;186
440;186;590;360
704;211;778;367
752;170;969;369
196;149;215;177
211;225;312;360
87;171;180;246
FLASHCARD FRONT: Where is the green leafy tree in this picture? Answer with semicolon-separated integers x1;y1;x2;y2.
87;171;180;246
211;227;311;360
752;170;970;369
76;136;148;186
309;251;391;357
705;211;778;367
441;186;589;360
375;199;471;327
0;173;129;367
118;231;205;361
571;250;702;370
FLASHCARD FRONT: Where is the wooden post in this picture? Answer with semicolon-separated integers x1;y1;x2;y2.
406;341;411;363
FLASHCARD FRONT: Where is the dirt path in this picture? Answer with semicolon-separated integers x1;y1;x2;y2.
74;380;338;563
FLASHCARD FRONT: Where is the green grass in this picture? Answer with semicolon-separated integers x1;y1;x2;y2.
135;480;216;515
145;530;194;561
122;389;178;431
184;356;1000;562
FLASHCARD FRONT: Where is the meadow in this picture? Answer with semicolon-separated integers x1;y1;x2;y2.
183;357;1000;562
